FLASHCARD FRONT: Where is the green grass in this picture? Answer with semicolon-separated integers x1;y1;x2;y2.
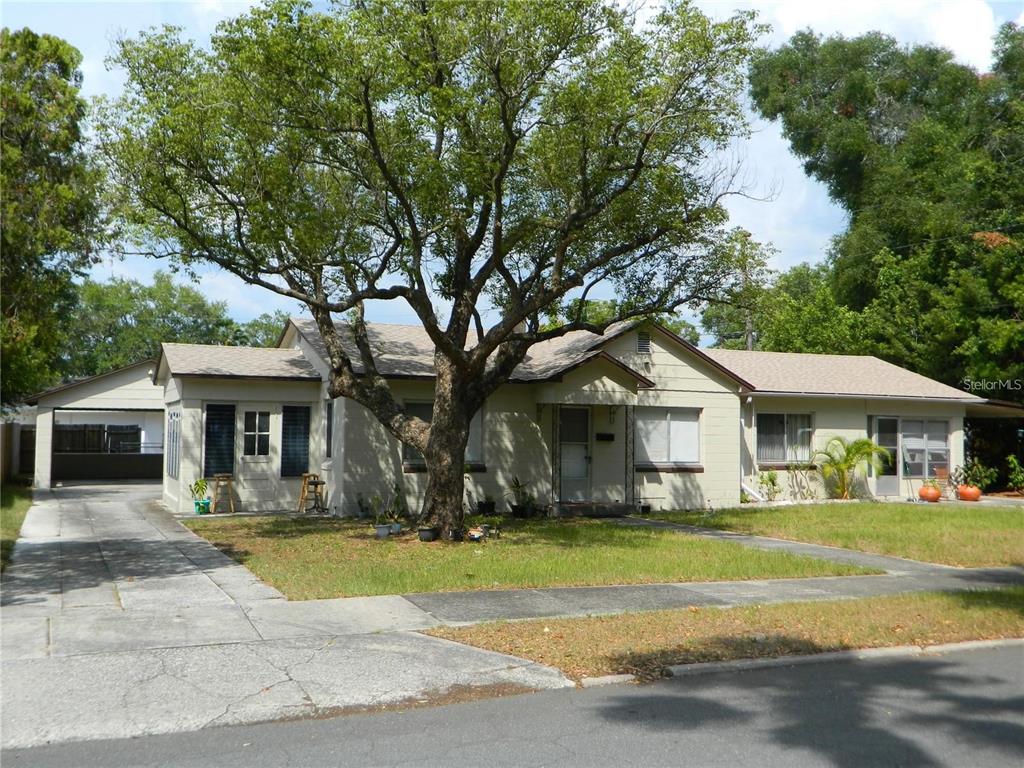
647;503;1024;567
1;483;32;572
430;587;1024;681
184;515;877;599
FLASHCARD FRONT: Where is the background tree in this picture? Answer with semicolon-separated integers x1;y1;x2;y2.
1;28;101;403
700;228;774;349
62;271;255;377
749;24;1024;392
99;0;763;530
234;310;292;347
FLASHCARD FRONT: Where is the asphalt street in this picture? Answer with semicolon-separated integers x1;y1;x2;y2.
5;644;1022;768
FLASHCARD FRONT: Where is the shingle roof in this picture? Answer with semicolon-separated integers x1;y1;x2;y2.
701;348;982;401
159;343;321;381
288;317;643;382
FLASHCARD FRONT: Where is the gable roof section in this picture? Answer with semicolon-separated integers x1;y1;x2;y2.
24;360;157;405
286;317;658;385
157;343;321;382
701;348;983;402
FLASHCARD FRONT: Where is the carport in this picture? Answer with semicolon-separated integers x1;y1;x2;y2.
26;361;165;487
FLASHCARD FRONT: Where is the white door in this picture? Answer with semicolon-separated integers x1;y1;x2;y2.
559;407;590;501
875;416;900;496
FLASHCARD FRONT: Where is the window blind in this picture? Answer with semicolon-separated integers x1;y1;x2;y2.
204;404;236;477
281;405;310;477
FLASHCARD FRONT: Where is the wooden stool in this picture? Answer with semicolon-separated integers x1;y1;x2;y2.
297;473;320;514
211;474;235;514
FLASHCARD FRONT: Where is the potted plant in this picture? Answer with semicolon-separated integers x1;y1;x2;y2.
417;524;440;542
189;478;211;515
918;479;942;503
477;494;496;516
387;483;406;534
505;476;536;518
369;492;390;538
949;459;997;502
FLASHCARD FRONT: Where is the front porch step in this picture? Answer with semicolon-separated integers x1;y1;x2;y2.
556;502;636;519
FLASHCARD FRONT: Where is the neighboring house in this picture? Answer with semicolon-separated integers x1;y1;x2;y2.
143;318;1016;515
26;360;165;488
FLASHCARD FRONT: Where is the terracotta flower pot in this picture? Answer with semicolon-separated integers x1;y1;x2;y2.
957;484;982;502
918;485;941;503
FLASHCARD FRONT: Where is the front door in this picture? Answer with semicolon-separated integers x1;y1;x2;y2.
559;407;590;501
875;416;900;496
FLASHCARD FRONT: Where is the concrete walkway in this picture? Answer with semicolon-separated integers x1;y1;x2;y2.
0;486;569;748
2;485;1021;748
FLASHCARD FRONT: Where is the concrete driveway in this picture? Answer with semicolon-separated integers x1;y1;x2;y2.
0;485;570;748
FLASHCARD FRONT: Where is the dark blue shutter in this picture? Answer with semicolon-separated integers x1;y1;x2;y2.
281;405;310;477
204;404;235;477
325;400;333;459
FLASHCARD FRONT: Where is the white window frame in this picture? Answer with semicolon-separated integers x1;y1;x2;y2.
401;400;485;468
900;419;949;479
634;407;701;466
242;410;271;458
756;413;813;465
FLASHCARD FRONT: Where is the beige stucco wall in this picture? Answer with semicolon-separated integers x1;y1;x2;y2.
339;380;553;517
608;327;743;510
163;377;323;513
743;395;966;500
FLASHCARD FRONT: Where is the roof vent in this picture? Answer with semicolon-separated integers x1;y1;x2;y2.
636;332;652;354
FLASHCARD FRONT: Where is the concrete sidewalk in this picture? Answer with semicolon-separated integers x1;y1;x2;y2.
3;485;1021;748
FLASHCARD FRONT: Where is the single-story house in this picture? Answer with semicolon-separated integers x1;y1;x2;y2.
28;360;166;487
144;318;1017;515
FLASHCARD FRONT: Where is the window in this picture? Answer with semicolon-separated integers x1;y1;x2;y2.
635;408;699;465
166;410;181;479
757;413;812;464
402;402;484;466
325;400;333;459
281;405;311;477
901;420;948;478
204;404;236;477
636;331;652;354
243;411;270;456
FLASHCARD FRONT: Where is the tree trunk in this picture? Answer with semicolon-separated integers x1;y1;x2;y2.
419;363;473;536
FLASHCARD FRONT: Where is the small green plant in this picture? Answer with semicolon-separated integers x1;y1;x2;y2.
369;492;384;525
740;490;752;504
814;437;890;500
921;478;940;490
1007;455;1024;495
188;478;208;500
950;459;998;490
757;470;781;501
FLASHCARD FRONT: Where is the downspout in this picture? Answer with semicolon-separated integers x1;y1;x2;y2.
740;391;764;501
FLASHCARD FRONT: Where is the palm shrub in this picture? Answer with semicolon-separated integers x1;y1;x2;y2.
814;437;891;500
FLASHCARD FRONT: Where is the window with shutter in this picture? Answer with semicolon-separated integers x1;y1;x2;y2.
281;405;311;477
204;404;236;476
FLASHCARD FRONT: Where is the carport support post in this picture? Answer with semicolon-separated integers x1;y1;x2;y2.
34;407;53;489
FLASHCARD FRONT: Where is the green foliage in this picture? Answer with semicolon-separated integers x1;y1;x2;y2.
749;25;1024;397
545;298;699;342
813;436;890;500
757;470;781;501
188;478;209;500
235;310;291;347
950;459;998;491
700;229;775;349
1006;455;1024;494
1;28;102;403
63;272;244;377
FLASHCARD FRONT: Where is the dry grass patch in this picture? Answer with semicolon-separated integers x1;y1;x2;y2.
184;515;874;599
648;503;1024;567
428;588;1024;681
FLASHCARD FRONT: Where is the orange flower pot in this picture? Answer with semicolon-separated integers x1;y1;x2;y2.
957;485;982;502
918;485;941;503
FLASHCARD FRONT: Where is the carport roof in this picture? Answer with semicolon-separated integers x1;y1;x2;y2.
156;343;321;381
24;360;156;405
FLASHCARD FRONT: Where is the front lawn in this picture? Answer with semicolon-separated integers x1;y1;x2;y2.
1;483;32;571
646;503;1024;567
184;516;875;599
429;588;1024;681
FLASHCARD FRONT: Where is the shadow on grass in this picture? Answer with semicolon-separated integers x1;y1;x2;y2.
596;635;1024;767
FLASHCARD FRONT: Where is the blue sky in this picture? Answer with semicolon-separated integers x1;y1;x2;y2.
4;0;1023;327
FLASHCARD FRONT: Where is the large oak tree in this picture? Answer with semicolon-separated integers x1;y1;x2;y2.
98;0;763;528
